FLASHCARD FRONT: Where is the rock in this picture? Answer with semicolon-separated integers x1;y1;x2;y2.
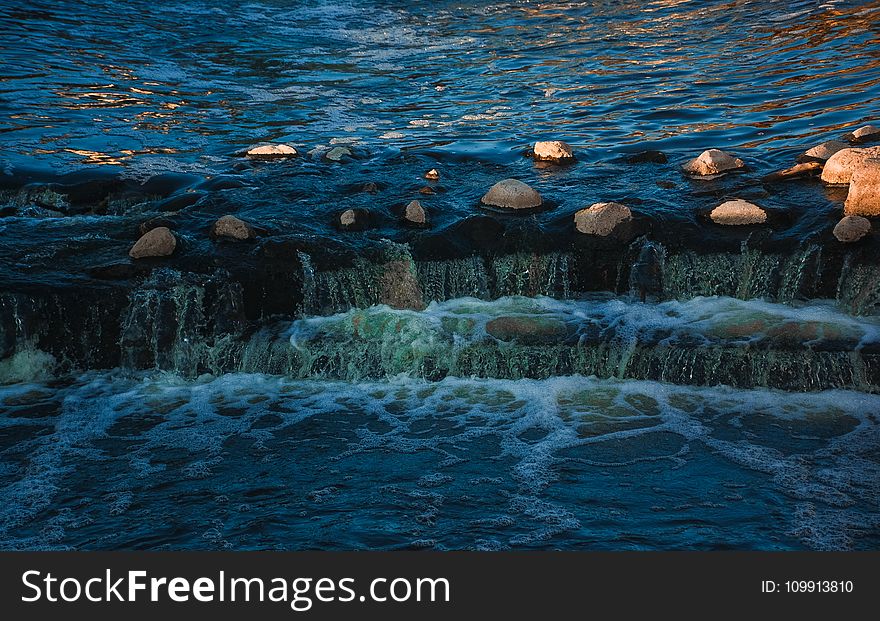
425;169;440;180
820;146;880;184
419;186;436;195
682;149;745;176
762;161;822;182
324;146;352;162
485;316;567;345
212;215;254;240
403;200;427;225
709;199;767;225
532;140;574;162
844;124;880;143
338;208;370;231
246;144;297;159
798;140;848;163
833;215;871;242
480;179;543;211
843;158;880;216
377;260;425;310
626;150;667;164
129;226;176;259
361;182;379;194
573;202;632;236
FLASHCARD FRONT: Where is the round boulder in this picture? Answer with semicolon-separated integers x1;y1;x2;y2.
843;158;880;217
573;202;632;236
833;215;871;243
709;200;767;225
480;179;542;211
682;149;745;176
212;215;254;240
821;146;880;184
799;140;848;163
130;226;176;259
533;140;574;162
844;125;880;143
246;144;297;159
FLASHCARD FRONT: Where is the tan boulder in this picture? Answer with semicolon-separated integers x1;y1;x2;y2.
480;179;542;210
403;200;427;225
573;202;632;236
424;169;440;180
709;200;767;225
682;149;745;176
763;161;822;182
800;140;848;162
820;146;880;184
833;215;871;243
844;125;880;142
533;140;574;162
246;144;297;159
212;215;254;240
129;226;176;259
843;158;880;216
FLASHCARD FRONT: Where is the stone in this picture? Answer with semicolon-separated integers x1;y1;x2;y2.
843;158;880;216
338;208;370;230
533;140;574;162
212;215;254;240
844;124;880;143
682;149;745;176
129;226;176;259
377;260;425;310
425;169;440;180
246;144;297;159
626;150;667;164
573;202;632;236
404;200;427;225
821;147;880;184
419;186;436;195
709;199;767;225
798;140;848;163
485;316;567;345
324;146;352;162
762;161;822;182
480;179;543;210
833;215;871;243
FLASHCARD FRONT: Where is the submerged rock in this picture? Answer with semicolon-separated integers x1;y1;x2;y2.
833;215;872;243
324;146;352;162
762;161;822;182
424;169;440;180
844;124;880;143
798;140;848;163
682;149;745;176
212;215;254;240
480;179;543;211
626;150;667;164
485;316;567;344
573;202;632;236
709;200;767;225
532;140;574;162
403;200;428;226
419;186;436;195
129;226;176;259
844;158;880;217
820;146;880;184
246;144;297;159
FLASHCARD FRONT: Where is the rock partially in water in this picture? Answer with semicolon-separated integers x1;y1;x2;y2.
626;150;667;164
798;140;848;163
821;146;880;184
480;179;543;211
324;146;352;162
485;315;567;344
129;226;176;259
532;140;574;162
403;200;428;226
709;199;767;225
212;215;254;240
246;144;298;159
844;158;880;217
844;124;880;143
762;161;822;182
377;260;425;310
419;186;436;195
338;208;371;231
573;202;632;236
424;169;440;180
682;149;745;176
833;215;872;243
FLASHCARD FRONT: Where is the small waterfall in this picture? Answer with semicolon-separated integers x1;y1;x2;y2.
488;251;572;298
837;254;880;316
417;256;489;303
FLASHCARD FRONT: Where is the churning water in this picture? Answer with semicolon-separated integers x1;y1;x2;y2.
1;0;880;549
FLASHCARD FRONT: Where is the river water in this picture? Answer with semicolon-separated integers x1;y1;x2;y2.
1;0;880;550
